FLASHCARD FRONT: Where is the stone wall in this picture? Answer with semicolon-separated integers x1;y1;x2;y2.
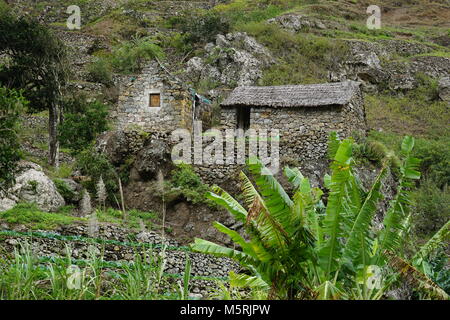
219;96;365;161
191;92;366;185
116;62;193;132
0;221;239;298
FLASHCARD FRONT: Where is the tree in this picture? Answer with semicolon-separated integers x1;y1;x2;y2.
191;135;448;300
58;97;109;153
0;87;28;191
0;6;68;166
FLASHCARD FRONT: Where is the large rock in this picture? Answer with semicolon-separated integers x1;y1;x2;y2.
267;13;327;31
438;77;450;102
0;162;65;212
131;138;173;181
186;32;274;87
331;39;450;92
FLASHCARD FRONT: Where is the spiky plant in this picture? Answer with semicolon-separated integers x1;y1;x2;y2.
191;134;445;300
96;176;107;210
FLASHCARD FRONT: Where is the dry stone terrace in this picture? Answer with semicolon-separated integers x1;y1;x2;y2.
0;221;240;298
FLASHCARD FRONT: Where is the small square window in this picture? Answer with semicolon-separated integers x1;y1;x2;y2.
149;93;161;108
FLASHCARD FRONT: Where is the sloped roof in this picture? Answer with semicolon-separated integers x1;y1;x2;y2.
220;81;361;108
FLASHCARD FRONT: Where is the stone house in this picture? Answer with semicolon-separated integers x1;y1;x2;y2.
116;62;210;133
219;81;366;161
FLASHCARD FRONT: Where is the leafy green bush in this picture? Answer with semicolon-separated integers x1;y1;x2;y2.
75;147;118;203
166;164;213;206
87;57;113;85
412;179;450;238
0;87;28;191
412;138;450;188
58;97;109;153
53;179;76;203
369;131;449;188
110;37;165;74
87;37;164;77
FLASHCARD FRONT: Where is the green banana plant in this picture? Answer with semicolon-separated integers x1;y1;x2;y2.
191;134;446;300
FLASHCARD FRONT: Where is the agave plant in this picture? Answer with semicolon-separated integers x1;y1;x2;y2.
191;134;448;299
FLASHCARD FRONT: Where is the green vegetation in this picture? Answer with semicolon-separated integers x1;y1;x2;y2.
75;147;119;203
59;96;109;153
165;9;230;49
166;164;215;206
365;75;448;139
87;37;165;81
0;87;28;191
0;242;192;300
95;208;157;230
0;6;68;165
242;22;349;85
0;203;81;230
192;135;448;299
53;179;77;203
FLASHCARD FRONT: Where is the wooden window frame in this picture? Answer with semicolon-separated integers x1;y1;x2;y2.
149;93;161;108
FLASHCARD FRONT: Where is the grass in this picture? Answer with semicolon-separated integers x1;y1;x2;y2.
95;208;158;230
0;203;82;230
364;74;449;139
0;241;194;300
237;21;350;85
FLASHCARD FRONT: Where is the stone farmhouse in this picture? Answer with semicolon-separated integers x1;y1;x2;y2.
219;81;366;161
116;62;211;133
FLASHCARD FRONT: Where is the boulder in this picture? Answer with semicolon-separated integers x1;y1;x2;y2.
438;77;450;102
267;13;327;32
0;162;65;212
132;138;173;180
186;32;274;87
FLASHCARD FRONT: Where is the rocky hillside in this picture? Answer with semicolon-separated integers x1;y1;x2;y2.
2;0;449;247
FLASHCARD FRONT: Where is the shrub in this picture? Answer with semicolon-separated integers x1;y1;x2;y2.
75;147;118;203
109;37;165;74
411;179;450;238
0;87;28;191
87;57;113;85
166;164;213;206
58;97;109;154
87;37;165;78
53;179;76;203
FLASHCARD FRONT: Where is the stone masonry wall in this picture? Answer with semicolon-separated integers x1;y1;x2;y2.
116;62;193;132
192;93;366;185
219;96;365;161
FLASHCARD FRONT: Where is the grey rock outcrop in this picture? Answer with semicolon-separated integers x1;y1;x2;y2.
187;32;274;87
0;161;65;212
267;13;327;31
331;39;450;92
438;77;450;102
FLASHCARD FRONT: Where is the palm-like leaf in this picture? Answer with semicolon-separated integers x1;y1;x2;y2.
378;137;421;256
341;167;387;269
229;271;270;290
246;156;294;235
207;185;248;223
319;139;354;277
